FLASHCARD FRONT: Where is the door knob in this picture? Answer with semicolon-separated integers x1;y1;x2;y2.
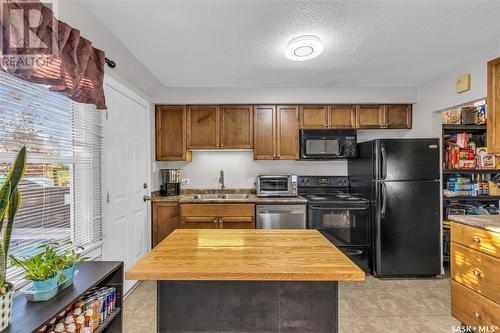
143;195;152;202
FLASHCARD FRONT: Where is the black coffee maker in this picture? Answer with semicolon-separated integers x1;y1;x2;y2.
160;169;181;196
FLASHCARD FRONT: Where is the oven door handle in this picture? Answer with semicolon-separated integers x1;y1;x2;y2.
309;205;369;211
344;249;365;255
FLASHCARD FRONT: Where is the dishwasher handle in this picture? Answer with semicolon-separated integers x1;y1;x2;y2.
256;205;306;215
258;209;304;214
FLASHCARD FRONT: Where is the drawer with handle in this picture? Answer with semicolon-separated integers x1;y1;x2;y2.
451;242;500;304
451;280;500;327
451;222;500;258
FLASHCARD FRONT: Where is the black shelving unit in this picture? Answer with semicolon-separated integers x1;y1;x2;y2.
442;124;486;132
443;195;500;201
443;169;500;174
7;261;123;333
441;119;497;263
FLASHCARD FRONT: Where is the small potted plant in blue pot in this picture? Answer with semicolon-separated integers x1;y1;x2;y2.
10;252;59;299
59;243;86;288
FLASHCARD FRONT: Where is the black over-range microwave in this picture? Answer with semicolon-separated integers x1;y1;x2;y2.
300;129;357;160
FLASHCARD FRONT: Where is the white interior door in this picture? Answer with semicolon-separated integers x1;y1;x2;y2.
102;77;151;293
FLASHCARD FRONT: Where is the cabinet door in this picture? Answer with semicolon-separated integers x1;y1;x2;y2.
218;216;255;229
384;104;412;129
253;105;276;160
276;105;299;160
356;105;384;128
152;202;179;247
220;105;253;149
187;105;219;149
487;57;500;153
180;216;219;229
329;105;356;128
299;105;328;129
155;105;190;161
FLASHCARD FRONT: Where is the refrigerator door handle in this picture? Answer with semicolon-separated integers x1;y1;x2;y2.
380;182;387;218
380;143;387;180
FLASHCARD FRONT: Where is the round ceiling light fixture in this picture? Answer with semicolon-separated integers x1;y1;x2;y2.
284;35;323;61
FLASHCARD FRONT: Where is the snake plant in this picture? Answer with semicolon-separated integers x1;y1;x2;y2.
0;147;26;294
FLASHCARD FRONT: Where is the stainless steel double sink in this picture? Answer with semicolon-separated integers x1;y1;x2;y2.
191;193;250;200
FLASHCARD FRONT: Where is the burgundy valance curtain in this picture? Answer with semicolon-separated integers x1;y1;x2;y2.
0;0;106;109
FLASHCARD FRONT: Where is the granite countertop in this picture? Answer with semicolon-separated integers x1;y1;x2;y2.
151;191;308;204
448;215;500;233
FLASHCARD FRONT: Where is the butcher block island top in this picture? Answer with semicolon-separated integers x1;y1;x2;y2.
126;229;365;281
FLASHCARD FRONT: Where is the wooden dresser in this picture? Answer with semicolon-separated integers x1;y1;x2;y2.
450;218;500;327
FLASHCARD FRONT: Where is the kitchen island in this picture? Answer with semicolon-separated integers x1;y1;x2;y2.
126;229;364;333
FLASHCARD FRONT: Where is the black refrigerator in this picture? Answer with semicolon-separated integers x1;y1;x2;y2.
348;139;441;277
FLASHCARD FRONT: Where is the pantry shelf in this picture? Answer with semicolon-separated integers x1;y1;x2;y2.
443;196;500;201
442;124;487;132
443;169;500;174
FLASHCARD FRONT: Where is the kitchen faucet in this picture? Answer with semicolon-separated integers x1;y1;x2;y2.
219;170;225;196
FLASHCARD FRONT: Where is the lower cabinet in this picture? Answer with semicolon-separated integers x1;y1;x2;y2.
450;222;500;327
180;204;255;229
152;202;180;247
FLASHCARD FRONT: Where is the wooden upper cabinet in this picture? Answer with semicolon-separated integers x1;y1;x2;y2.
276;105;299;160
329;105;356;128
187;105;219;149
253;105;276;160
155;105;191;161
300;105;328;129
487;57;500;153
356;105;384;128
220;105;253;149
384;104;412;129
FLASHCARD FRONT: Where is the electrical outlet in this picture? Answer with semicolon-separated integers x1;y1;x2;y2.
182;178;190;185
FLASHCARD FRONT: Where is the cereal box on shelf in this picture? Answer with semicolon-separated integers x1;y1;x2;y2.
442;109;461;124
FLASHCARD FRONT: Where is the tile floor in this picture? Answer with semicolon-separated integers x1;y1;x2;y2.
123;276;460;333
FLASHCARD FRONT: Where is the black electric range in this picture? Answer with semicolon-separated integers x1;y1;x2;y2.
298;176;371;273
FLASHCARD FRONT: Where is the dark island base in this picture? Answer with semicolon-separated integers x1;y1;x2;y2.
157;281;338;333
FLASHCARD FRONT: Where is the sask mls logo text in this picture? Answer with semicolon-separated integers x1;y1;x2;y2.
452;326;499;332
0;1;57;69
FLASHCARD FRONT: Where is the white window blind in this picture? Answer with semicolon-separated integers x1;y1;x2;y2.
0;70;103;283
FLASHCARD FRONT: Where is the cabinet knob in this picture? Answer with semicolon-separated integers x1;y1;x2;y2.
473;270;481;277
324;123;328;127
213;218;218;224
277;154;280;159
473;236;481;243
474;311;481;318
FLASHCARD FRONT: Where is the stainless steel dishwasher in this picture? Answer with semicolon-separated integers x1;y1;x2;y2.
256;205;306;229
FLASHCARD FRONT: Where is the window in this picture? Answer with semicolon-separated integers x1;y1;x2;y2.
0;70;103;283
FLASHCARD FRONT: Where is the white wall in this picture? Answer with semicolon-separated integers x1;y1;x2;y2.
57;1;163;102
153;87;416;105
411;49;499;139
157;151;346;189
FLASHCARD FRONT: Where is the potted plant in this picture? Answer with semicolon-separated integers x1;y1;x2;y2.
10;252;59;291
60;243;86;282
0;147;26;330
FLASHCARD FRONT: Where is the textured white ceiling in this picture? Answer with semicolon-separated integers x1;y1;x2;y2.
79;0;500;88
